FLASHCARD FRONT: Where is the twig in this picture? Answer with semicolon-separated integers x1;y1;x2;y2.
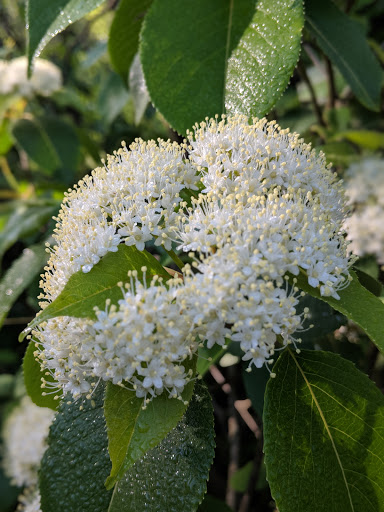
3;316;33;326
325;58;337;109
297;61;326;128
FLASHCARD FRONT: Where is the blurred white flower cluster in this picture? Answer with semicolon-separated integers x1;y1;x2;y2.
2;396;54;512
0;56;62;98
33;115;351;404
344;158;384;264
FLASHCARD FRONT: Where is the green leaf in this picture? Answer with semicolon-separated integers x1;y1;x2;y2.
353;268;382;297
305;0;383;111
294;270;384;355
39;385;113;512
97;72;130;126
197;342;229;376
242;364;270;418
108;381;215;512
104;356;196;489
337;130;384;151
0;243;47;327
129;54;150;125
140;0;304;135
21;245;170;339
108;0;153;79
27;0;105;66
12;118;60;173
264;349;384;512
23;340;59;411
0;203;57;260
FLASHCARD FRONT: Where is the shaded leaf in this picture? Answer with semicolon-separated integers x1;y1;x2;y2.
197;342;229;376
21;245;170;338
104;356;196;489
23;339;59;411
108;0;153;79
0;244;47;327
129;53;150;125
98;72;130;126
27;0;105;66
305;0;383;111
264;349;384;511
197;495;233;512
12;118;60;173
108;382;215;512
39;385;113;512
140;0;304;135
294;270;384;355
242;364;270;418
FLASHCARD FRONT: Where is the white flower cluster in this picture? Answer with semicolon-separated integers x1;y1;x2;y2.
0;56;62;98
17;488;42;512
344;158;384;264
2;396;54;487
34;115;351;403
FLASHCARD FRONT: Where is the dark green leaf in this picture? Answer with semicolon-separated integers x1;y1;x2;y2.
0;243;48;327
12;118;60;173
21;245;170;339
108;382;215;512
305;0;383;111
353;268;382;297
108;0;153;79
264;349;384;512
197;342;229;376
39;385;113;512
294;270;384;355
27;0;105;66
23;340;59;411
140;0;304;135
104;356;196;489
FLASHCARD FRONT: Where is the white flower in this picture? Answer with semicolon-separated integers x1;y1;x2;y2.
34;115;352;399
2;396;54;487
344;158;384;264
17;487;42;512
0;56;62;97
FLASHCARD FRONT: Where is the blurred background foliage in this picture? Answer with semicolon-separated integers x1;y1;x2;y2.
0;0;383;510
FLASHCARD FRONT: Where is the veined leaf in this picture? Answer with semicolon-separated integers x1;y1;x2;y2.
108;382;215;512
20;245;170;339
104;356;196;489
140;0;304;135
264;349;384;511
305;0;383;111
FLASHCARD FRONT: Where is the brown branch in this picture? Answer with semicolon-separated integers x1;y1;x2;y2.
297;61;326;128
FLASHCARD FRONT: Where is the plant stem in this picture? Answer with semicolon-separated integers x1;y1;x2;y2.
0;156;19;192
297;61;326;128
165;249;185;271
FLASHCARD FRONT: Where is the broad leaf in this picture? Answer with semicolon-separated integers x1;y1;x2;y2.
20;245;170;339
104;356;196;489
264;349;384;511
197;342;229;376
140;0;304;135
39;385;113;512
305;0;383;111
0;243;47;327
108;382;215;512
12;118;60;173
295;270;384;355
23;339;59;411
27;0;105;66
108;0;153;79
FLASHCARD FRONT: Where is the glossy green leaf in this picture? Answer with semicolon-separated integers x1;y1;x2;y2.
12;118;60;173
305;0;383;111
140;0;304;135
0;243;47;327
39;385;113;512
23;339;59;411
294;270;384;355
21;245;170;339
108;382;215;512
264;349;384;512
0;203;57;260
108;0;153;79
104;356;196;489
27;0;105;66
